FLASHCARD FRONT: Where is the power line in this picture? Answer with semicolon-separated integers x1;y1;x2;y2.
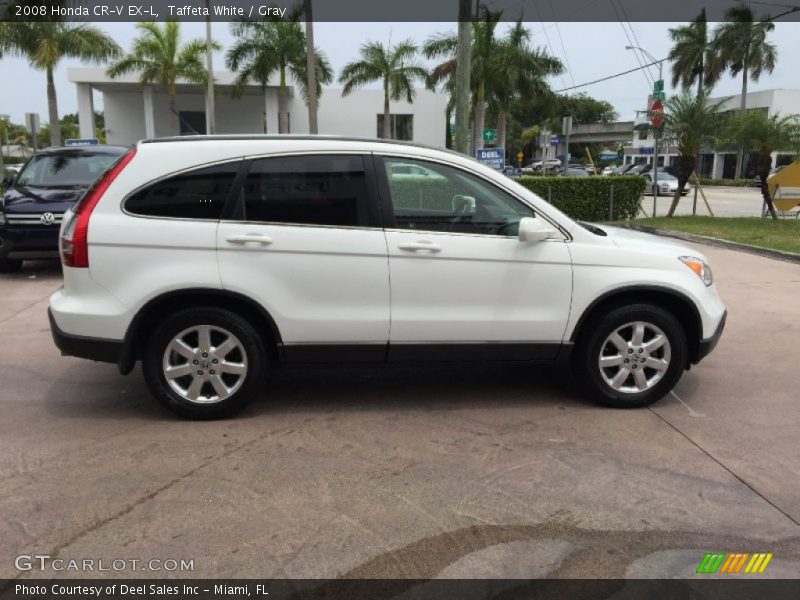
609;0;653;87
530;0;570;90
546;0;576;88
552;57;664;93
616;0;657;82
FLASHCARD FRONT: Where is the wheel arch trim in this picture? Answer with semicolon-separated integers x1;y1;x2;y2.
119;288;283;375
568;284;703;363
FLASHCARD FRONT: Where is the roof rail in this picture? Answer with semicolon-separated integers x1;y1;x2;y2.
138;134;467;159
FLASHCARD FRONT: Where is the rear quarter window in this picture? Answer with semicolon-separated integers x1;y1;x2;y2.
125;162;240;219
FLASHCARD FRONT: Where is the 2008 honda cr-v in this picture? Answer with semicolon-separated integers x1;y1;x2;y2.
49;136;726;419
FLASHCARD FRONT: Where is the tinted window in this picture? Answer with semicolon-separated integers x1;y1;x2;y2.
126;162;238;219
383;157;534;236
242;155;367;227
16;152;122;187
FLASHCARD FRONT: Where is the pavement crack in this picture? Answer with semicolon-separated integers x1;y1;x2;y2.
45;428;275;559
648;407;800;528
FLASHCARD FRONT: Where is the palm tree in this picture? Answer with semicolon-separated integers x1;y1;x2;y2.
339;39;430;140
304;0;318;134
710;4;777;178
0;22;120;146
227;16;332;134
668;9;719;95
490;21;563;151
661;90;725;216
108;22;215;136
425;8;503;151
721;110;800;219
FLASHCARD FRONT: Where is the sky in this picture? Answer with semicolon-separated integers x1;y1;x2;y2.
1;20;800;126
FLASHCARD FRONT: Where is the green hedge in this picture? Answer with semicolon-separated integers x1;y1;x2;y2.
697;178;754;187
516;176;646;221
389;178;454;210
389;175;646;222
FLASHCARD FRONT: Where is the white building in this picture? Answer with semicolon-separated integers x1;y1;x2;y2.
622;88;800;178
68;68;448;147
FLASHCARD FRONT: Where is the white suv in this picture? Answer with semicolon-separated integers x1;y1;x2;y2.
49;136;726;419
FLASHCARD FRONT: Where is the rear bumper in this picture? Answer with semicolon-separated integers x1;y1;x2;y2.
694;310;726;364
48;308;123;364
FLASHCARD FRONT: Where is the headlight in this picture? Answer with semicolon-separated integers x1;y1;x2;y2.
679;256;713;286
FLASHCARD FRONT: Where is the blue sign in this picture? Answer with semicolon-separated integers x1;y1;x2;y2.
599;152;619;161
65;138;99;146
476;148;505;171
638;147;655;155
550;135;560;145
503;166;523;178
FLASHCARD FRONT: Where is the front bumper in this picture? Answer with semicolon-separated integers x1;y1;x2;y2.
0;225;61;259
694;310;727;364
48;308;123;364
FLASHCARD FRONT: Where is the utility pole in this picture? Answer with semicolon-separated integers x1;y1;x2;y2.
455;0;472;155
0;114;7;176
204;0;215;135
561;116;572;176
305;0;319;134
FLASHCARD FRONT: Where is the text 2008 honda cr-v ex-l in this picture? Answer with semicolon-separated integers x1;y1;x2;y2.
48;136;726;419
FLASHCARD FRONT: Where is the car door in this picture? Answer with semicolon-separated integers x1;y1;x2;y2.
216;154;390;363
377;155;573;362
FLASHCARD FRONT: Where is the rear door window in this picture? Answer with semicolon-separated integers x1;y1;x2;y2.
240;155;369;227
125;162;239;220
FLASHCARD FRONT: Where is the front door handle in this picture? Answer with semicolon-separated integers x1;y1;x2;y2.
397;241;442;253
226;234;274;246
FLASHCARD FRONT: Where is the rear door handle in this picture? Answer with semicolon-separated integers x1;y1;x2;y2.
397;241;442;253
225;234;274;246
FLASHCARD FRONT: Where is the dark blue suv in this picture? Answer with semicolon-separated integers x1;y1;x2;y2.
1;145;127;271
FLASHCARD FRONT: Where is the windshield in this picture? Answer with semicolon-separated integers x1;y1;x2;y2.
15;153;120;187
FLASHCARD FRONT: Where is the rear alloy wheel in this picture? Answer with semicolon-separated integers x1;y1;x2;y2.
578;304;687;408
143;308;267;419
0;258;23;273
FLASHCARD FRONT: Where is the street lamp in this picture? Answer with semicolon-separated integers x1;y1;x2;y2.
625;45;662;81
626;45;664;217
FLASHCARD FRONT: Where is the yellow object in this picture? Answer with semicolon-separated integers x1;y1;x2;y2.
767;160;800;198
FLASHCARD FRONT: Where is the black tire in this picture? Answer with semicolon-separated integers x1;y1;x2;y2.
576;303;688;408
143;307;267;419
0;258;23;273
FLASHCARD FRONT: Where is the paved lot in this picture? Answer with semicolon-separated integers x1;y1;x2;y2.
640;186;765;218
1;247;799;580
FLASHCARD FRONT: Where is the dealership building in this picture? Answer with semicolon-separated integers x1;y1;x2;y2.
68;68;448;147
622;88;800;178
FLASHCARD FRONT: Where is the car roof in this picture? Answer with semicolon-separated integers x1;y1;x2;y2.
140;134;466;158
34;145;129;157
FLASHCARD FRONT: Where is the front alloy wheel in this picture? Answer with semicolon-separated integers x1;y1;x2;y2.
578;304;687;408
598;321;671;394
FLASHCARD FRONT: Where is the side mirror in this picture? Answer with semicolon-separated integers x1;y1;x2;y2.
1;177;13;188
518;216;559;242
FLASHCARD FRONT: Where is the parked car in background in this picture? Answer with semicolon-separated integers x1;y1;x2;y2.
612;164;635;176
562;167;589;177
0;145;128;272
389;162;447;181
48;136;725;419
642;172;690;196
752;165;785;186
602;166;615;176
522;158;562;175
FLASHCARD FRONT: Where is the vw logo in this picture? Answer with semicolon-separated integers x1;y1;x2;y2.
40;212;56;226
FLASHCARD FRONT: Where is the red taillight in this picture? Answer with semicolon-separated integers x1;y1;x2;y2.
61;147;137;268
